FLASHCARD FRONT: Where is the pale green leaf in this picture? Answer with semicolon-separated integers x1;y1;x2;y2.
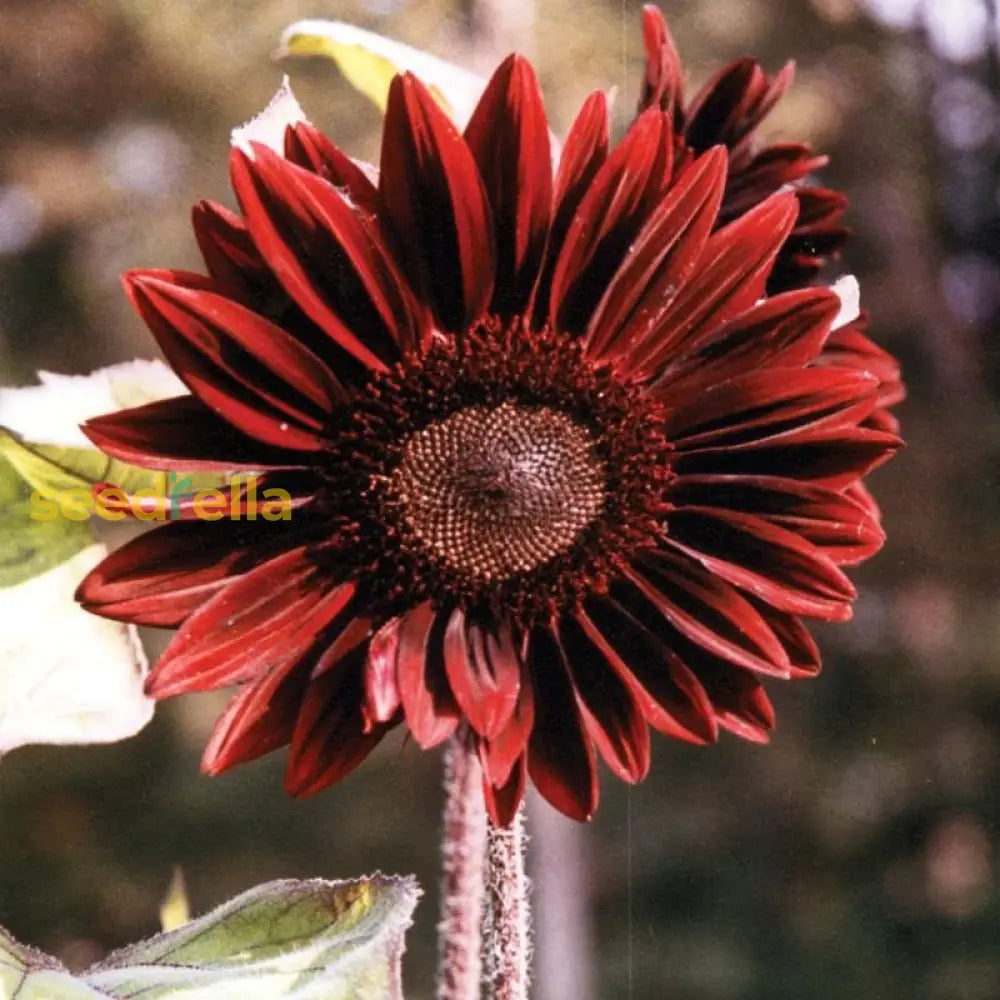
0;459;91;588
0;360;185;448
0;927;109;999
1;876;420;999
0;545;153;755
277;19;487;128
85;875;420;999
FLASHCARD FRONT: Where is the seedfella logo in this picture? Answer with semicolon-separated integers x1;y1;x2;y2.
29;472;293;522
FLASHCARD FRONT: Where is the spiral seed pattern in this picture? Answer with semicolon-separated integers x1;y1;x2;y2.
390;402;606;582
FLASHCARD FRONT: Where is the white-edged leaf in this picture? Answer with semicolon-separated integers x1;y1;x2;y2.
277;19;488;129
831;274;860;330
0;544;153;756
0;876;420;999
0;928;106;999
0;360;185;448
88;875;420;999
232;75;308;155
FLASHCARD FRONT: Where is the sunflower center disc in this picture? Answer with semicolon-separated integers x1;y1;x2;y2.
390;401;606;581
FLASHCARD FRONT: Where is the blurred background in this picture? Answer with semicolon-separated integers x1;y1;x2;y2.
1;0;999;997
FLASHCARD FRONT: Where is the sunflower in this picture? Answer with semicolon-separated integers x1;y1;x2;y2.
638;3;849;293
77;55;899;823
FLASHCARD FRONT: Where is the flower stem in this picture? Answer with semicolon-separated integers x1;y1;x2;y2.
437;739;487;1000
484;804;531;1000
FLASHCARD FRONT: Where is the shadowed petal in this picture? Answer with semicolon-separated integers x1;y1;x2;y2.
530;90;609;325
585;146;727;367
147;551;353;698
465;55;552;319
622;553;793;677
286;650;397;797
578;599;718;744
549;108;673;335
284;121;380;213
231;145;414;366
668;474;885;565
202;653;310;775
663;507;856;620
380;72;495;332
123;272;343;450
482;752;527;827
82;394;308;471
443;608;522;740
379;602;461;749
667;368;881;450
560;614;650;783
632;191;799;375
651;288;841;399
526;626;598;821
75;516;315;628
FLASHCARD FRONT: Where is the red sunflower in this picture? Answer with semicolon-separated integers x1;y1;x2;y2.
638;3;849;293
637;5;904;429
76;56;900;824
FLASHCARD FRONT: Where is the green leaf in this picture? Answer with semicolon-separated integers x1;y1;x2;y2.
0;544;153;755
0;876;421;1000
0;927;107;999
277;19;487;128
0;458;91;588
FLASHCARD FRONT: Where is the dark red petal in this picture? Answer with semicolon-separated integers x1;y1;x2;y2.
663;507;856;620
549;108;673;335
559;615;650;783
479;647;535;788
192;201;270;303
753;603;822;677
585;146;726;366
622;554;792;677
638;4;684;120
380;72;494;332
464;55;552;318
578;600;718;744
147;550;350;698
285;651;396;797
386;603;461;749
699;669;776;743
651;289;840;399
82;394;305;472
76;518;302;627
231;145;417;366
668;474;885;565
202;652;309;775
686;59;794;152
443;608;521;740
722;144;828;217
673;423;902;488
481;752;527;827
530;90;609;324
364;618;404;724
124;272;341;450
667;368;880;450
632;191;799;375
284;122;380;213
526;626;598;821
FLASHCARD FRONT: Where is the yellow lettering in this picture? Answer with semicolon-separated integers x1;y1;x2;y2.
260;488;292;521
193;488;227;521
28;492;60;521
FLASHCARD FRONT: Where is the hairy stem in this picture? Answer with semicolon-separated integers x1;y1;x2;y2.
437;739;487;1000
484;804;531;1000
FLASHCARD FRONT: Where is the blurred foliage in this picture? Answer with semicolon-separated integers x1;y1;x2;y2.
1;1;999;998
